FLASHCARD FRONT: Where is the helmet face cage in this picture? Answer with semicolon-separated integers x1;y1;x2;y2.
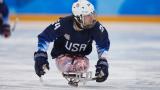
82;12;97;29
74;12;97;29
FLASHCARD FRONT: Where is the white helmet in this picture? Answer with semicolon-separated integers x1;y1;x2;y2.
72;0;96;29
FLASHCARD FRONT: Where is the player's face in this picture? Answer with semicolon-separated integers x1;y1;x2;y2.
83;13;96;28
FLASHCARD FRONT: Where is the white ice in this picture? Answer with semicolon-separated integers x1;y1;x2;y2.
0;21;160;90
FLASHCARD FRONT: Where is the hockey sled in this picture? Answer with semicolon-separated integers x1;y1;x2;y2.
62;71;97;87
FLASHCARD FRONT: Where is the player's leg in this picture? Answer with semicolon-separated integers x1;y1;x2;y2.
71;56;89;73
55;54;89;73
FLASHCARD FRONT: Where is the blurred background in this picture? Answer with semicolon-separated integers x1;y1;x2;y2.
4;0;160;22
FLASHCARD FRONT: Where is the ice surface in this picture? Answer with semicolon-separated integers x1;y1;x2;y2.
0;21;160;90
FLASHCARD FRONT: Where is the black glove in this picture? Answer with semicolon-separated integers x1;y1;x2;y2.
1;24;11;38
95;58;109;82
0;18;2;26
34;51;49;77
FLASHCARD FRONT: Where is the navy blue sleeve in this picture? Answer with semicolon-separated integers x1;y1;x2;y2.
37;19;63;51
92;22;110;59
0;3;9;24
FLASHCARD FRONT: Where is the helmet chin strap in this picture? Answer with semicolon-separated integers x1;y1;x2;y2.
73;21;84;31
73;16;84;31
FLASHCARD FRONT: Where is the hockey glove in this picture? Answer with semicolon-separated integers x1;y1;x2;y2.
34;51;49;77
0;18;2;26
95;58;109;82
1;24;11;38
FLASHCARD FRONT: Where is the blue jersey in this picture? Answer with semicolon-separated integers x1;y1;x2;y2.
37;15;110;59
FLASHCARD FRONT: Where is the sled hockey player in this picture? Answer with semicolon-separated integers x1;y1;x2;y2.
34;0;110;86
0;0;11;38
